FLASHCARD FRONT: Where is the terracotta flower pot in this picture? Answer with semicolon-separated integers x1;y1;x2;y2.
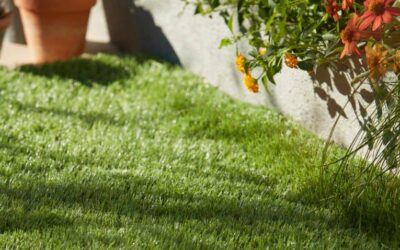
14;0;97;63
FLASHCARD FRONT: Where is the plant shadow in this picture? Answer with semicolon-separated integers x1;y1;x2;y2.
18;56;132;87
0;170;338;239
295;167;400;246
12;101;131;128
309;58;370;119
0;207;73;233
0;133;385;248
102;0;181;65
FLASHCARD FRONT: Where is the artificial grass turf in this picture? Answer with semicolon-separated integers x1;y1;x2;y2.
0;54;394;249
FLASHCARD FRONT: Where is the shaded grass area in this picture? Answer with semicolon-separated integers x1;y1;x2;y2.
0;54;395;248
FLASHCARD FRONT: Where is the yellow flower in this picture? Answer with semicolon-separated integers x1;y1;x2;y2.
243;73;259;93
284;53;298;68
393;50;400;74
365;43;388;79
235;54;247;74
259;47;267;56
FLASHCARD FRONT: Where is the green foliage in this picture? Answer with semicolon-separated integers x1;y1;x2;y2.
184;0;358;89
0;54;396;248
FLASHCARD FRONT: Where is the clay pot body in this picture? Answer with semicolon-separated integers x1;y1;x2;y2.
15;0;97;63
0;12;11;32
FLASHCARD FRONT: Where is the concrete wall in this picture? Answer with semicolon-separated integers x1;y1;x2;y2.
7;0;364;148
4;0;25;43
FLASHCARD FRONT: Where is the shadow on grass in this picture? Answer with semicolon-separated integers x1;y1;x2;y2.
0;208;73;234
296;168;400;245
12;101;131;128
0;132;273;195
0;173;334;235
0;132;387;247
18;57;132;87
0;134;335;240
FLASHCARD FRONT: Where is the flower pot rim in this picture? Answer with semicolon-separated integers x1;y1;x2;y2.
14;0;97;13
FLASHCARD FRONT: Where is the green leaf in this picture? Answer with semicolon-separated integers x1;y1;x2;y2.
322;33;338;41
383;130;394;145
218;38;233;48
194;3;203;15
262;74;272;95
267;67;277;85
227;14;234;33
237;0;244;11
298;60;314;71
265;10;277;33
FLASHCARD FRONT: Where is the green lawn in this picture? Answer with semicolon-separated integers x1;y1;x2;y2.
0;54;395;249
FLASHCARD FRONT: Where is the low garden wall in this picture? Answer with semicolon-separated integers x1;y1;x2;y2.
6;0;361;148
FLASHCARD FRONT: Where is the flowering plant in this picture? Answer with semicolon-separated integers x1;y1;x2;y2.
186;0;400;169
186;1;400;232
187;0;400;89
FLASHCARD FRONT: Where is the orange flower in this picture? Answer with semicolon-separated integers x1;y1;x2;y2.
365;43;388;79
342;0;353;10
340;14;367;58
235;54;247;74
325;0;341;22
393;50;400;73
360;0;400;31
284;53;298;68
243;73;259;93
